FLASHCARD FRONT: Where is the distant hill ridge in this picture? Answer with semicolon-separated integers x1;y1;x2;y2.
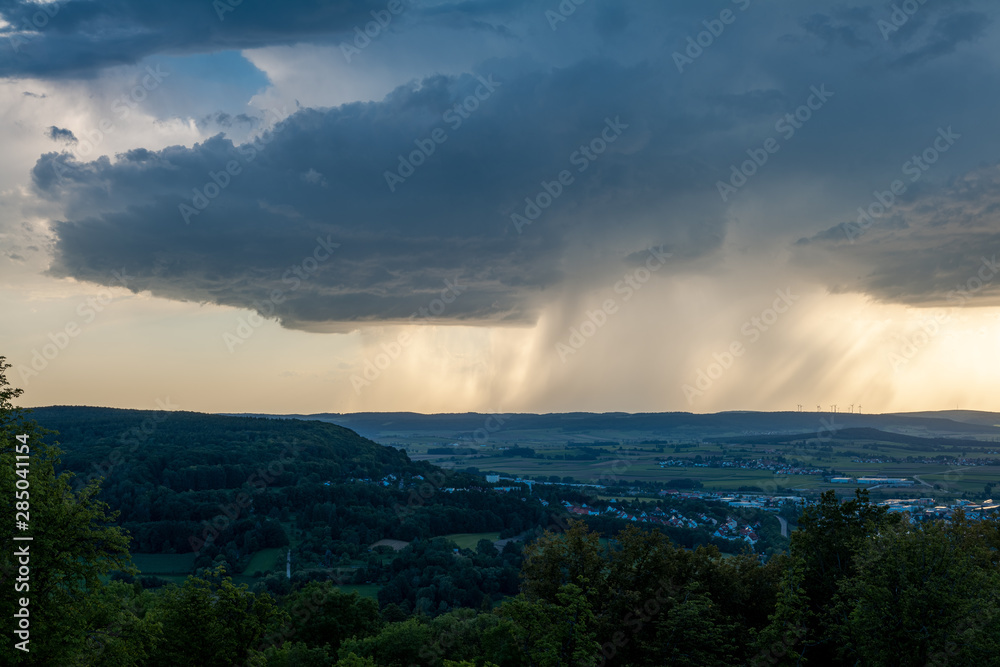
220;409;1000;441
30;405;424;482
711;427;998;449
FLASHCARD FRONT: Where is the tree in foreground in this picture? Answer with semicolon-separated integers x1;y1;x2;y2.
836;516;1000;666
0;356;146;666
144;564;285;665
757;488;900;665
499;580;601;667
279;581;382;652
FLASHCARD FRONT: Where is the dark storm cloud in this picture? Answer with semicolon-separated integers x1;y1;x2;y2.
794;162;1000;306
888;11;989;69
414;0;525;36
19;0;1000;325
0;0;410;78
196;112;258;131
800;12;873;51
34;61;728;330
45;125;76;143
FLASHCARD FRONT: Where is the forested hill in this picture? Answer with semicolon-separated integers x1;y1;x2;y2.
24;406;543;567
31;405;430;484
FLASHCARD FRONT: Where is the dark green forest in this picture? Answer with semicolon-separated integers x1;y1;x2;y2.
3;359;1000;666
32;405;542;566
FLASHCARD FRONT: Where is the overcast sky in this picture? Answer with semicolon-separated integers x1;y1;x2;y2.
2;0;999;415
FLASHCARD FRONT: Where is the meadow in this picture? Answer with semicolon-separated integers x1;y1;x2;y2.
130;553;199;584
441;532;502;549
400;424;1000;500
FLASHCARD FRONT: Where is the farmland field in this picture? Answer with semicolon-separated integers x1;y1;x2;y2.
131;553;198;576
338;584;381;599
441;532;501;549
373;416;1000;501
244;547;284;575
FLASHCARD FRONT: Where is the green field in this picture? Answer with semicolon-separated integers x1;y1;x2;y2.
442;532;501;549
244;547;284;575
397;426;1000;501
131;553;197;576
338;584;381;599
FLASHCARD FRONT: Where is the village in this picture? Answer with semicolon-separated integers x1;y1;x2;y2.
346;470;1000;543
560;499;766;546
